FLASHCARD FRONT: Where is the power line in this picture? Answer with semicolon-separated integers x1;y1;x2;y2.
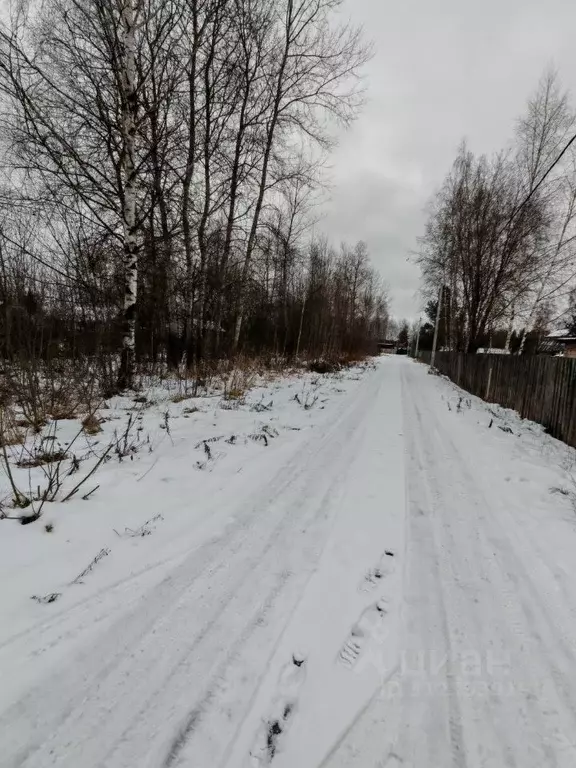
506;130;576;233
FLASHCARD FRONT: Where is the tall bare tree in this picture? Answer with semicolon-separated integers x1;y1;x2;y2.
232;0;371;349
0;0;381;386
418;143;548;351
514;70;576;352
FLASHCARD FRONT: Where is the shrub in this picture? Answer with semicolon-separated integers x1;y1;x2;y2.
17;448;68;468
82;414;103;435
223;366;255;401
170;393;190;404
308;359;340;374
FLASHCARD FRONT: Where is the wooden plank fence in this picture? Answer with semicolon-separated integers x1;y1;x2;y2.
418;352;576;449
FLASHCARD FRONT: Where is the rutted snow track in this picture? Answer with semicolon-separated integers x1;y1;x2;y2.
323;360;576;768
5;357;576;768
0;361;405;768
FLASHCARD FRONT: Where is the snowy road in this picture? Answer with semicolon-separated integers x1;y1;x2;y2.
325;360;576;768
3;358;576;767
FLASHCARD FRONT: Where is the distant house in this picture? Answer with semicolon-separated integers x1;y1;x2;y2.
378;340;397;354
540;330;576;357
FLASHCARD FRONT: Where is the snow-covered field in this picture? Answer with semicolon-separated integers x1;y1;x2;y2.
2;357;576;767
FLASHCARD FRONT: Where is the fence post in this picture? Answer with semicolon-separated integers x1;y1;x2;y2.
485;361;493;401
430;284;443;369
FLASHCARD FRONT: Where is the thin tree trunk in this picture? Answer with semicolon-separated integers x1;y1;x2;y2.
232;2;293;351
117;0;139;390
215;69;252;355
504;307;514;352
295;293;306;358
195;18;216;363
182;2;201;363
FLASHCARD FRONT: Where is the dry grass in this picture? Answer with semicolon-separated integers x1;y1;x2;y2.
0;427;25;447
3;358;100;429
224;388;245;401
17;448;68;468
82;414;103;435
0;408;26;447
223;366;256;401
142;353;356;402
167;353;371;400
51;406;79;420
308;352;370;375
308;359;340;374
15;416;48;433
170;393;191;404
339;352;368;366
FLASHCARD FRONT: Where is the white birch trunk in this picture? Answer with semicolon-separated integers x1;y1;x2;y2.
117;0;138;390
504;308;514;352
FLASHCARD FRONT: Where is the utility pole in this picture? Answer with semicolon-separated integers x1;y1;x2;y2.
430;284;443;369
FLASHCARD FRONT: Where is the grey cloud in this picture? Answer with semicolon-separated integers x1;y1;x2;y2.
322;0;576;319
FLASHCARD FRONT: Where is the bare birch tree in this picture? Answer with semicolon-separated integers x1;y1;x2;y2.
232;0;371;350
0;0;382;385
117;0;140;388
515;70;576;352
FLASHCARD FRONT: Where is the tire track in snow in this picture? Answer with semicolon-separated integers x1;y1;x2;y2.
161;572;291;768
324;361;576;768
151;372;384;768
401;385;469;768
422;391;576;745
400;366;576;767
0;367;383;768
224;359;406;768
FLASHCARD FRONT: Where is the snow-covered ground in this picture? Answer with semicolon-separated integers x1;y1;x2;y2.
325;361;576;768
3;357;576;767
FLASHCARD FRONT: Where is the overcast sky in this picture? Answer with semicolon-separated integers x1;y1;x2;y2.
320;0;576;320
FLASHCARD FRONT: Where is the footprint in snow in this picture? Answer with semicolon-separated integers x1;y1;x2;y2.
359;550;395;593
249;653;307;765
339;599;389;669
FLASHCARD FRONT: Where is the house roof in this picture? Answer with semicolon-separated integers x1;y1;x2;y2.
539;339;564;354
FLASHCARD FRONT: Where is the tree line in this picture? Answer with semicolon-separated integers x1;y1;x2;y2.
0;0;388;390
417;69;576;353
